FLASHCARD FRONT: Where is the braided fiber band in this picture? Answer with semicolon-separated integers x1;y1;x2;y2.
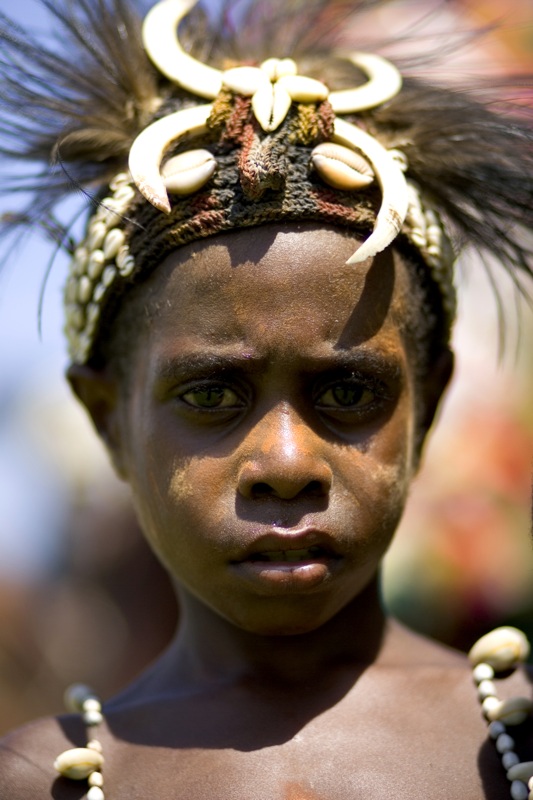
64;93;455;365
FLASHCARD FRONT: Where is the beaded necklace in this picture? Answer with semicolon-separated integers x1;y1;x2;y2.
54;626;532;800
468;627;533;800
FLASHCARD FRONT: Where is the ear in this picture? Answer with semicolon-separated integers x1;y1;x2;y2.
66;364;128;480
414;346;454;464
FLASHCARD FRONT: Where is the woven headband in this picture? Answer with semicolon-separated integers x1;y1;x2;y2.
63;0;456;365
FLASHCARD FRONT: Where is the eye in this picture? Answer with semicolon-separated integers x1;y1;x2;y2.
317;382;376;410
180;384;243;409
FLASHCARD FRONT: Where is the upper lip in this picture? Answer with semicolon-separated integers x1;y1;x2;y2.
233;528;340;563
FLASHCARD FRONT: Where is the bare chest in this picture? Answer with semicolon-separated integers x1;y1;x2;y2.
101;695;511;800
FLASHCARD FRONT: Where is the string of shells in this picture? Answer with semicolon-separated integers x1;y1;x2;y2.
64;173;136;363
54;684;106;800
469;627;533;800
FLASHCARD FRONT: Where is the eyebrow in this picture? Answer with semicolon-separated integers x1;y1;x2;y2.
153;347;403;384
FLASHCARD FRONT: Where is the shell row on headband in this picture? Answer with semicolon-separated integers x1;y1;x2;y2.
63;0;457;364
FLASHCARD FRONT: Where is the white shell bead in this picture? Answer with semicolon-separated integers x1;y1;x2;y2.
86;303;100;327
118;253;135;277
511;781;529;800
54;747;103;779
488;697;533;726
87;739;103;753
66;305;85;331
93;283;107;304
72;247;89;277
468;627;530;670
102;266;117;288
109;172;131;191
103;228;126;260
116;246;131;269
112;185;135;205
503;752;521;770
87;787;105;800
100;199;123;228
496;733;515;753
87;222;107;251
78;276;93;305
482;696;501;717
83;709;104;727
477;680;497;701
529;791;533;800
65;278;78;305
473;663;495;684
88;250;106;281
530;777;533;790
82;698;102;714
89;771;104;787
508;764;533;783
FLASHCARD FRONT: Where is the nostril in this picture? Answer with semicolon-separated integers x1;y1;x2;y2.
306;480;326;497
251;482;274;499
249;479;328;500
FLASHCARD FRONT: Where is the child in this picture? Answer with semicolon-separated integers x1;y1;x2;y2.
0;0;532;797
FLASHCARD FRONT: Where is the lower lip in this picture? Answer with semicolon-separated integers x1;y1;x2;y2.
231;558;338;592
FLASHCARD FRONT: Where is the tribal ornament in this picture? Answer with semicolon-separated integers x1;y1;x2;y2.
63;0;455;364
129;0;408;265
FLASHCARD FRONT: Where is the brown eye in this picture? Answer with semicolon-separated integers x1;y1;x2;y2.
181;386;241;409
318;384;375;409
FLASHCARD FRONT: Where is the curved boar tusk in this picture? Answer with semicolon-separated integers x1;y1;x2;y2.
329;53;402;114
333;118;408;264
128;104;212;213
143;0;223;99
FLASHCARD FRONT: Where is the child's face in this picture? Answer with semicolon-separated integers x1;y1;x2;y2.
99;224;443;635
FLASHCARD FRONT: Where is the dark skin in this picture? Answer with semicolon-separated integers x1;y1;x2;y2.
1;223;531;799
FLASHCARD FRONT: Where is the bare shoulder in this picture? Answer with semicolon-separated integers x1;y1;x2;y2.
0;714;85;799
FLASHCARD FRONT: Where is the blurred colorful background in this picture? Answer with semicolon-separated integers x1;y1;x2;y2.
0;0;531;735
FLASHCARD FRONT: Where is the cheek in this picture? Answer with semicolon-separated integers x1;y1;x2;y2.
128;441;231;571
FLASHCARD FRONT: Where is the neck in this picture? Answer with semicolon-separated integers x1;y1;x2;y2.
147;577;391;693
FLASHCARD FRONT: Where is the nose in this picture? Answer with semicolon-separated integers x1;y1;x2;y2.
237;405;333;501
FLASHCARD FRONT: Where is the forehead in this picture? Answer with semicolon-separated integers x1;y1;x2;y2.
141;223;410;358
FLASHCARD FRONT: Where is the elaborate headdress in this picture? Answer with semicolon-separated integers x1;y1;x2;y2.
0;0;532;364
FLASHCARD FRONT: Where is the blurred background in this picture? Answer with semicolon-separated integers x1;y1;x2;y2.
0;0;532;735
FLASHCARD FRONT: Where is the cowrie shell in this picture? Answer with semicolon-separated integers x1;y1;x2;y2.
311;142;374;190
103;228;126;260
162;149;217;195
260;58;298;81
222;66;269;96
276;74;329;103
252;83;292;132
54;747;103;780
468;627;530;671
88;250;106;281
486;697;533;726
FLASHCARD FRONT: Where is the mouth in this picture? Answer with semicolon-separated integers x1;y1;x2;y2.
247;544;334;563
231;530;342;591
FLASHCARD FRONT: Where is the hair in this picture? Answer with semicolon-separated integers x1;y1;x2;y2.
0;0;532;372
